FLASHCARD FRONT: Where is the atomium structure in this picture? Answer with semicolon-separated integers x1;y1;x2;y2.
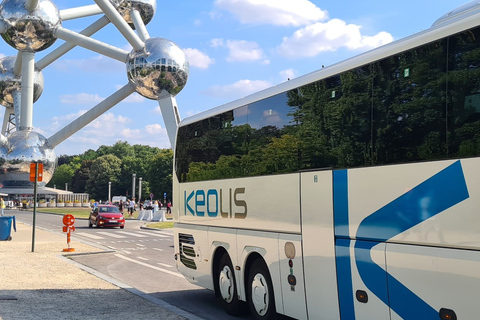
0;0;189;188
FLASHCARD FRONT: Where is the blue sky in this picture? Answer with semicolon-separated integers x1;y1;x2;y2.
0;0;469;155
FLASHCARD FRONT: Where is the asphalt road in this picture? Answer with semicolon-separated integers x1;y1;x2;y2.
12;209;254;320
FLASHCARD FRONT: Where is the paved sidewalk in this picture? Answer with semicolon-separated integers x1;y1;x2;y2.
0;217;189;320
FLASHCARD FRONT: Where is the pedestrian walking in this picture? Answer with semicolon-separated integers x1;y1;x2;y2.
128;199;135;218
0;197;5;216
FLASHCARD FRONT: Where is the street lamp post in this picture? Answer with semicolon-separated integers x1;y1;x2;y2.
108;181;111;204
138;177;142;203
132;173;136;201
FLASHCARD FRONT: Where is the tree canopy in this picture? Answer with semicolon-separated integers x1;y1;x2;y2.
47;141;173;202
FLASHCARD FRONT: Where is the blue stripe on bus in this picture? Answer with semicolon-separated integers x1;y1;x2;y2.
355;160;469;319
335;239;356;320
333;170;355;319
356;160;469;242
333;170;349;238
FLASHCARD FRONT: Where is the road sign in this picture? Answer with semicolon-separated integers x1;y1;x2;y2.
29;163;43;182
62;214;75;252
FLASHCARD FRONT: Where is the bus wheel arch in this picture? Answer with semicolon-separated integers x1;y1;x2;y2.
213;248;245;315
245;256;277;320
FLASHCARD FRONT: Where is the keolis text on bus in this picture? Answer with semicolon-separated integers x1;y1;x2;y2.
184;188;247;218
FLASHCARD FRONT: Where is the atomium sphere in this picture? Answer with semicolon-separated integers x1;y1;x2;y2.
126;37;189;100
0;56;44;108
0;130;56;188
0;0;61;52
109;0;156;28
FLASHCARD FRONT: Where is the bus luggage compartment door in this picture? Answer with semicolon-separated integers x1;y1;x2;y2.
300;170;339;319
336;239;391;320
386;243;480;320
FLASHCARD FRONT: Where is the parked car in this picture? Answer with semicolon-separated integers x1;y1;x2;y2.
143;200;153;210
89;205;125;229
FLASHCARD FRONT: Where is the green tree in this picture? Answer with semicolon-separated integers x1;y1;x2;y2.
71;160;92;193
47;164;74;189
85;154;122;200
148;149;173;202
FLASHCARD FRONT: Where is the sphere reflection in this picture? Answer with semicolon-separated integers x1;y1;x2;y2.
0;56;44;108
126;37;189;99
109;0;156;28
0;0;61;52
0;131;56;188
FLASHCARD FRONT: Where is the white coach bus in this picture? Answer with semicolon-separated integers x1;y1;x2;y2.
173;2;480;319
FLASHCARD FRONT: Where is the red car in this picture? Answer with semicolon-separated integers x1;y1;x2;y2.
89;205;125;229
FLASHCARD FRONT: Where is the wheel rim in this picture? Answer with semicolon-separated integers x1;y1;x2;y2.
251;273;269;316
219;265;235;303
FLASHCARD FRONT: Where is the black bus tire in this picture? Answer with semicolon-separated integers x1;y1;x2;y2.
247;259;276;320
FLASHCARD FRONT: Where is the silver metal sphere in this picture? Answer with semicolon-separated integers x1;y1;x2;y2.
109;0;156;28
0;56;44;108
0;130;56;188
126;37;189;99
0;0;61;52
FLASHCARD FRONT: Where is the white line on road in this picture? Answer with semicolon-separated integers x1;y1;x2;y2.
137;231;170;238
97;232;126;238
157;262;173;268
153;248;163;251
118;231;148;238
115;254;184;278
137;256;149;261
76;232;104;240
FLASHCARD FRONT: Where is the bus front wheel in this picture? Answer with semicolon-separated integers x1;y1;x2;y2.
247;259;276;320
217;253;244;315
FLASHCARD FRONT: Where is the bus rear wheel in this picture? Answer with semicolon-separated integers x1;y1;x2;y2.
217;253;244;315
247;259;276;320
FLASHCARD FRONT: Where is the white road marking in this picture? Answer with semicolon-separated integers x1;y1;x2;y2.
118;231;148;238
137;256;149;261
157;262;173;268
115;254;184;278
96;232;126;238
76;232;104;240
137;231;170;238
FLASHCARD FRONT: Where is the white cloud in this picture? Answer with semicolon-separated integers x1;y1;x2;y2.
117;115;130;124
278;19;393;58
203;79;272;98
52;110;87;122
59;93;104;105
52;55;124;73
225;40;266;62
145;123;166;134
50;113;172;155
211;39;268;63
214;0;328;26
184;48;215;69
60;91;145;105
120;128;141;138
279;69;296;80
210;38;224;48
153;105;162;114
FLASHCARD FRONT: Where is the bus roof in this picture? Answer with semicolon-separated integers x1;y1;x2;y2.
179;1;480;128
